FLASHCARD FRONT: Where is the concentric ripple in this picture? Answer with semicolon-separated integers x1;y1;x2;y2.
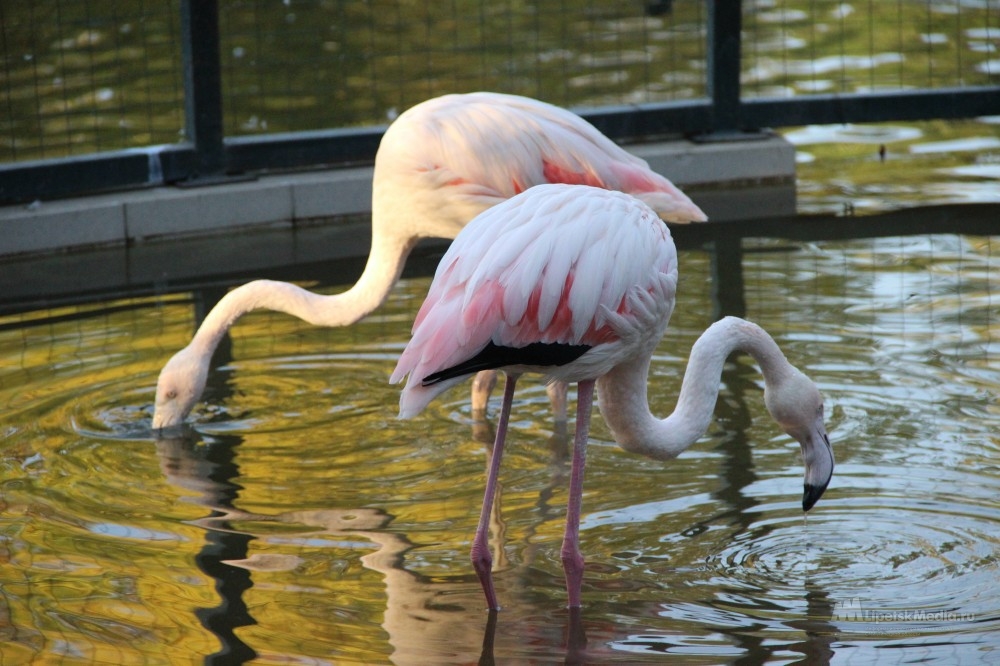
64;351;401;440
698;470;1000;639
605;470;1000;661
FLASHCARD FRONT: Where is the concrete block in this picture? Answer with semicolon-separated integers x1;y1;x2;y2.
124;179;295;241
291;167;374;220
0;197;125;255
0;137;798;258
631;135;796;187
694;182;797;222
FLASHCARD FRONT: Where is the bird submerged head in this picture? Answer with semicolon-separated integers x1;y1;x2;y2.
763;367;834;512
152;346;209;431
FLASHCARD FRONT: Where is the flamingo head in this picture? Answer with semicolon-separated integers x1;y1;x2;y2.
763;368;835;512
152;345;209;431
633;191;708;224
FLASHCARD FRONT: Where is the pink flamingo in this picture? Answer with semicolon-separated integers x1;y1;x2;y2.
391;184;834;610
153;92;706;430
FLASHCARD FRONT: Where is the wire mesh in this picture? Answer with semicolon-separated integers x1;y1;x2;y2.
217;0;707;137
741;0;1000;98
2;1;998;164
0;0;184;163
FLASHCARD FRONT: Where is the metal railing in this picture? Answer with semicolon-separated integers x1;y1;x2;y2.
1;0;998;205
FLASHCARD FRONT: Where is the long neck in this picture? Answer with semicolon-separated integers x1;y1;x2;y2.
596;317;795;461
186;229;416;358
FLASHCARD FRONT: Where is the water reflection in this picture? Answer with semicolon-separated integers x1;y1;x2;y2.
611;580;839;662
154;354;589;664
153;424;601;664
157;431;257;663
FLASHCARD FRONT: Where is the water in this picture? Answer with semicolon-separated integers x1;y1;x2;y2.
1;224;998;663
788;119;1000;215
4;1;998;164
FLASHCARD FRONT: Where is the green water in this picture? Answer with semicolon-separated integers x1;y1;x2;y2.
2;1;998;660
1;230;998;663
3;1;997;161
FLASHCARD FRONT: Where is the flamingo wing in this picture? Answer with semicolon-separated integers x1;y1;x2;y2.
392;184;677;418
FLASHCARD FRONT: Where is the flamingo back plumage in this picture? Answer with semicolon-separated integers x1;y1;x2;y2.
392;184;678;418
374;92;706;244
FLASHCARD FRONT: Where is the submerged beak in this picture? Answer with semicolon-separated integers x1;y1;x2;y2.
800;419;834;512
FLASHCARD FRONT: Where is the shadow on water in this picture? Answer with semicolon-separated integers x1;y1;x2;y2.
144;286;563;663
154;327;594;663
787;584;837;666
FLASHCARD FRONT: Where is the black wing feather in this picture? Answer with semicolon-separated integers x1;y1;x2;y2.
421;341;590;386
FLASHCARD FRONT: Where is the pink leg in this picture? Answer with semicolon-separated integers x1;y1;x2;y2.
471;372;518;611
546;380;569;424
562;379;594;608
471;369;498;419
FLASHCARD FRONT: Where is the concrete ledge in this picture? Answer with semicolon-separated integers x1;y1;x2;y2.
5;197;127;256
125;179;295;239
631;133;796;186
290;169;375;219
0;135;795;258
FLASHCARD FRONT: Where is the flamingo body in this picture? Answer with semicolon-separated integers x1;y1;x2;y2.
373;92;706;246
392;184;833;610
391;184;677;417
153;91;704;430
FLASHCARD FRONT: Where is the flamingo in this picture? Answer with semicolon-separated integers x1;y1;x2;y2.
391;184;834;610
152;91;706;430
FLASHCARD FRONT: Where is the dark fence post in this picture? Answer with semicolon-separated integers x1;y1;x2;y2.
181;0;226;180
705;1;749;320
709;237;747;320
705;0;747;137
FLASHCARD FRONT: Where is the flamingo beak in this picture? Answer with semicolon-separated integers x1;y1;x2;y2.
801;419;834;512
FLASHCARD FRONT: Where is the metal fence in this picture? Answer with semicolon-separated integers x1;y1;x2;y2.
2;0;999;205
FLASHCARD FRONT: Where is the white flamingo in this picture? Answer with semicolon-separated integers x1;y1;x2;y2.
391;184;834;609
152;92;706;430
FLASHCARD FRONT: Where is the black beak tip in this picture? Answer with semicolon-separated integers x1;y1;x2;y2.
802;481;829;512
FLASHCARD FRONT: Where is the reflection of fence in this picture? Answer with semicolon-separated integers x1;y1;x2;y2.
2;0;998;204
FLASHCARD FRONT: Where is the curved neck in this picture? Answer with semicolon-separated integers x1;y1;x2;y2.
187;230;417;358
596;317;795;461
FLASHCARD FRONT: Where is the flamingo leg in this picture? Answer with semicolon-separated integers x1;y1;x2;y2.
471;369;498;420
475;372;568;426
471;372;518;610
561;379;594;608
546;380;569;424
